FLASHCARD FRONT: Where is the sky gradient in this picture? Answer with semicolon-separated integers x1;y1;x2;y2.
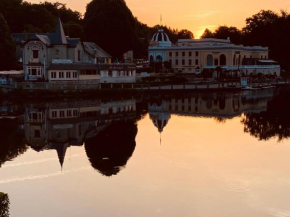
29;0;290;38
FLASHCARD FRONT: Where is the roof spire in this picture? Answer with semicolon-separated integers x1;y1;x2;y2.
54;18;68;45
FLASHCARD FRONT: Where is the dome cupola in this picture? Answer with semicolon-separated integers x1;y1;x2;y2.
150;29;172;47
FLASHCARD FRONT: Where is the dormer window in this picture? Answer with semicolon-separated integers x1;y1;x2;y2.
56;49;60;55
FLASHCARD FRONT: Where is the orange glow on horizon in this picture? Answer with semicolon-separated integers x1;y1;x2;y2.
28;0;290;38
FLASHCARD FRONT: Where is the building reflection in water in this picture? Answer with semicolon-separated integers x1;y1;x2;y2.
24;99;137;172
0;88;287;177
148;89;276;133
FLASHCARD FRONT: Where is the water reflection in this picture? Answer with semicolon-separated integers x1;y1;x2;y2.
148;88;275;132
0;117;27;167
23;100;137;172
242;89;290;141
0;88;288;176
0;192;9;217
85;121;137;176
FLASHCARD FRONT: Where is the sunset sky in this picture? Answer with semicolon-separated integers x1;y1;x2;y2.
29;0;290;38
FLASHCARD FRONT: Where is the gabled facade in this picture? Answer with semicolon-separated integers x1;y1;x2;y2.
12;19;111;82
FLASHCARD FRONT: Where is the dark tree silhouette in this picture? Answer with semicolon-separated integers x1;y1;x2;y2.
0;193;9;217
85;121;137;176
0;13;18;70
84;0;138;59
178;29;194;39
200;28;214;38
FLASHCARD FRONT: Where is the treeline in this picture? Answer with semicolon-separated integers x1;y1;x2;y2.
201;10;290;70
1;0;290;69
0;0;83;38
0;0;194;60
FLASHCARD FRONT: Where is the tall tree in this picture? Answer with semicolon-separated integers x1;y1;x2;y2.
0;13;18;70
84;0;138;59
243;10;290;69
213;26;243;44
201;28;214;38
177;29;194;39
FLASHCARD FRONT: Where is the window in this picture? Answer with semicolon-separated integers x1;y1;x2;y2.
189;59;192;65
73;110;78;116
51;72;56;78
175;59;178;65
33;50;39;58
67;110;72;117
31;69;37;75
175;52;179;57
60;111;65;117
189;52;192;56
207;55;213;66
195;59;199;65
78;50;81;61
73;72;78;78
56;49;59;56
182;52;185;57
220;54;226;66
195;51;199;56
182;59;185;65
52;111;57;118
169;52;172;57
66;71;71;78
59;72;64;78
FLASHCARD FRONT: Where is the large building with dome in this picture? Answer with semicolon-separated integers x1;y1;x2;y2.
148;28;280;76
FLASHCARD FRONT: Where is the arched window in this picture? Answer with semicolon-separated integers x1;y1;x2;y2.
207;54;213;66
156;55;162;62
150;55;154;62
220;54;226;66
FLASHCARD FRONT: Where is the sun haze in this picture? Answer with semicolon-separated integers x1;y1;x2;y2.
28;0;290;38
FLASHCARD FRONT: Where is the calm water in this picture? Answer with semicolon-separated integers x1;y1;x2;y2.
1;88;290;217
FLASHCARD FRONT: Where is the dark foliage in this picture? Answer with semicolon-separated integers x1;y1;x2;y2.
242;90;290;141
85;121;137;176
0;119;27;167
84;0;138;59
0;193;9;217
0;0;83;37
0;13;19;70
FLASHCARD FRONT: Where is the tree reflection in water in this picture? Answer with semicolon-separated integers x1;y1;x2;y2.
242;90;290;141
85;121;138;176
0;193;9;217
0;119;27;167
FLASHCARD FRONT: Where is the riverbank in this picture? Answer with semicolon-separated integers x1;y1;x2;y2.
1;81;290;100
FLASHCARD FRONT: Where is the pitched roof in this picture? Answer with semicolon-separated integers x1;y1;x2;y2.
83;42;111;58
12;18;80;47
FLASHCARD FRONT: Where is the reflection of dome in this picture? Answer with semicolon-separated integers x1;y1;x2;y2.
151;29;172;47
85;121;137;177
149;112;171;133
